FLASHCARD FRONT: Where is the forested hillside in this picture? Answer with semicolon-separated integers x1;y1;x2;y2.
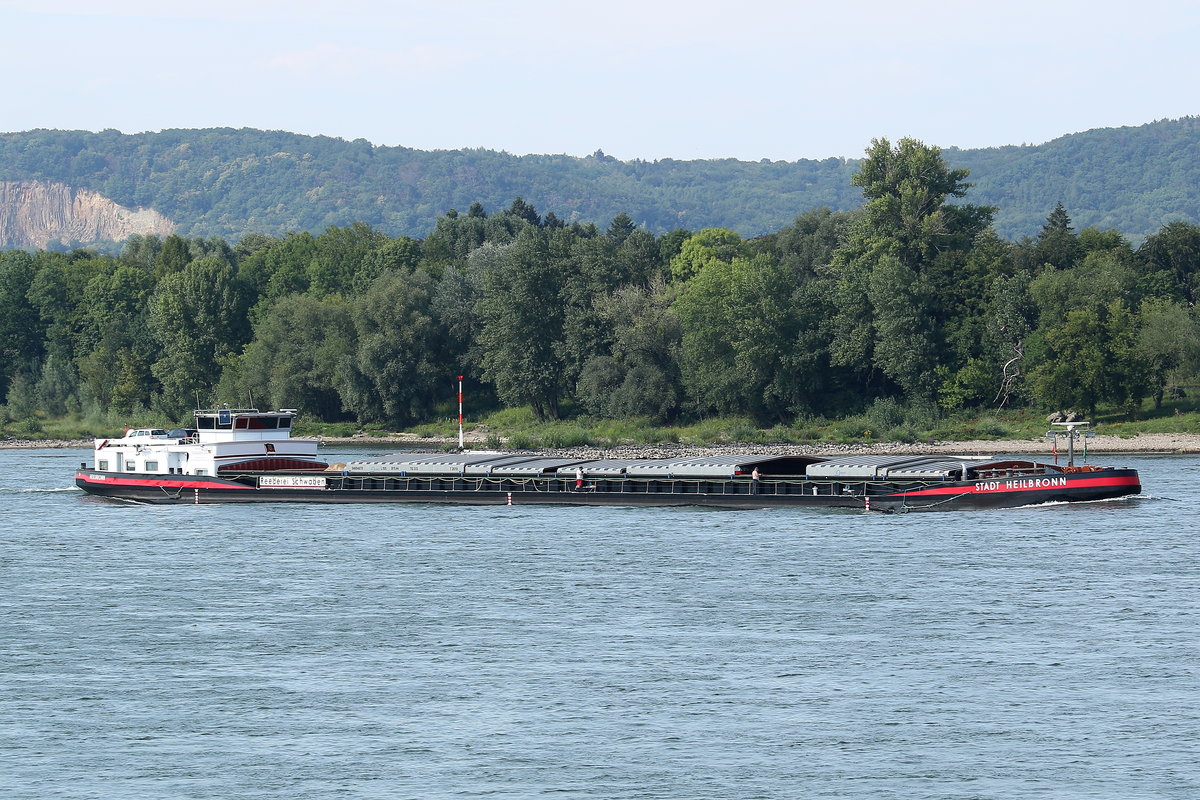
1;117;1198;247
4;138;1200;437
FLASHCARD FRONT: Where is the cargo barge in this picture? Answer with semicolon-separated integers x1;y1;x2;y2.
74;409;1141;512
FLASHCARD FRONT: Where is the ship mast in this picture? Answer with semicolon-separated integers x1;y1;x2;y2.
1046;421;1095;467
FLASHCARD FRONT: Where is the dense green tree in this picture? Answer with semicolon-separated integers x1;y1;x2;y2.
310;222;388;296
155;234;191;280
1034;202;1082;270
1137;220;1200;303
148;257;250;412
119;234;162;272
674;252;817;421
1136;298;1200;409
606;212;636;245
238;232;318;313
432;242;505;367
476;227;566;419
831;138;993;398
1029;251;1138;327
669;228;746;281
1028;301;1148;420
75;266;156;409
221;294;356;419
850;137;991;270
505;197;542;227
866;255;939;399
233;232;279;261
342;270;444;425
34;355;77;415
983;271;1037;408
753;207;852;277
0;251;42;399
578;277;682;421
25;251;115;365
352;236;422;293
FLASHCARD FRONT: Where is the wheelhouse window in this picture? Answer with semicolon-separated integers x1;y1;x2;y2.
98;460;109;471
235;416;278;430
145;461;158;472
125;462;137;472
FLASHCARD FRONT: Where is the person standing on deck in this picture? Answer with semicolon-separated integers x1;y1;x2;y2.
575;467;585;491
751;466;760;494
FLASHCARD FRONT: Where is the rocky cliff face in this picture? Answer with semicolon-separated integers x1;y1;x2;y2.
0;180;174;248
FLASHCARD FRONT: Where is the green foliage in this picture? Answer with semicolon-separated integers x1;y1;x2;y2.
831;138;993;399
7;131;1200;442
221;293;355;419
1136;298;1200;408
476;227;567;420
1028;301;1150;420
344;269;444;425
5;120;1200;253
147;257;250;413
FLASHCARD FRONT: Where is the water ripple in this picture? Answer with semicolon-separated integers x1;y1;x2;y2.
1;449;1197;799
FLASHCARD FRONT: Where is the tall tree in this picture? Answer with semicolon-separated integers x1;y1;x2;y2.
1028;301;1148;420
674;252;817;421
155;234;191;280
476;227;565;419
830;138;993;401
148;257;250;412
220;294;355;419
1138;221;1200;303
342;270;443;425
1034;202;1082;270
0;251;41;400
75;266;156;410
578;277;682;422
1136;298;1200;409
310;222;388;297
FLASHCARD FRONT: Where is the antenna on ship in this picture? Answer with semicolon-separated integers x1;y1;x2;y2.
457;375;465;451
1046;421;1095;467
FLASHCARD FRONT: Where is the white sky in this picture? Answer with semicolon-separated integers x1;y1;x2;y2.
1;0;1196;161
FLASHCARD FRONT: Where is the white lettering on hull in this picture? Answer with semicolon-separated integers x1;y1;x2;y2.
974;477;1069;492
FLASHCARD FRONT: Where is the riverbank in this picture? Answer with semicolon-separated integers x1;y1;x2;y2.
12;432;1200;455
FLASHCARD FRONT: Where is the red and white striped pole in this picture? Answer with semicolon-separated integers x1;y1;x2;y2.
457;375;465;450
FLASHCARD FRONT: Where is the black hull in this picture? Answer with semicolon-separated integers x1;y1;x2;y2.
75;469;1142;512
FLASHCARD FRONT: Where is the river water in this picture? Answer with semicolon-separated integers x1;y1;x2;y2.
1;447;1197;799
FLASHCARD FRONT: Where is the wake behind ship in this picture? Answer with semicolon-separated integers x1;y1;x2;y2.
74;408;1142;513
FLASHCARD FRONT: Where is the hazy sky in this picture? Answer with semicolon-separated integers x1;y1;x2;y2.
2;0;1196;162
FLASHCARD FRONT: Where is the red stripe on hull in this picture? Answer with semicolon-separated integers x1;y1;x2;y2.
75;472;254;490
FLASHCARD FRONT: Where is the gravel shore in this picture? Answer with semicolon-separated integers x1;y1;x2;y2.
8;432;1198;456
508;433;1200;460
11;431;1200;455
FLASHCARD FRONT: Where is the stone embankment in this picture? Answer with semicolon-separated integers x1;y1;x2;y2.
533;434;1200;460
319;433;1197;456
7;433;1198;454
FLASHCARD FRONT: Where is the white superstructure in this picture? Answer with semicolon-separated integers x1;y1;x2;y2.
92;408;325;476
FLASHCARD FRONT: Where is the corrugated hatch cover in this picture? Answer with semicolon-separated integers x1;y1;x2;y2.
343;452;823;479
805;455;972;481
